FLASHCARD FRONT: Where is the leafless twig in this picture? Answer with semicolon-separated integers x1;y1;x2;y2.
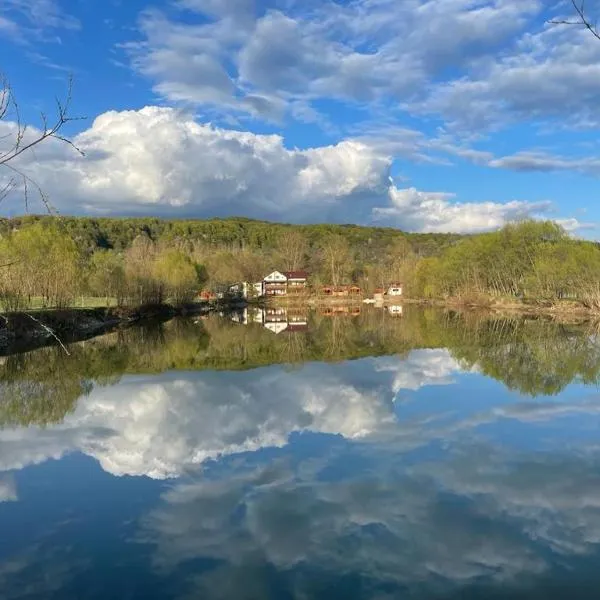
2;162;55;214
549;0;600;41
0;75;85;166
0;177;16;203
0;74;85;211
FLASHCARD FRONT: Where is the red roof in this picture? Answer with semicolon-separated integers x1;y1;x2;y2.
285;271;308;280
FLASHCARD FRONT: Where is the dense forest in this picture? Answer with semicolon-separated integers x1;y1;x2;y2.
0;215;599;310
1;307;599;428
0;215;461;256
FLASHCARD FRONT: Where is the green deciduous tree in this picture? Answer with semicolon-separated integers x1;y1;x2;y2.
88;250;126;306
153;249;199;304
0;222;81;309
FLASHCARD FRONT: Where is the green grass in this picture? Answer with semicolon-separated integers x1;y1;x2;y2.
1;296;119;311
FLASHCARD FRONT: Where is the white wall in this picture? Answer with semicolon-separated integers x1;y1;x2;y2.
264;271;287;283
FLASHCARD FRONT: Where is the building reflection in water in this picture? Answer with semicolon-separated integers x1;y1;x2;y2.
228;303;404;333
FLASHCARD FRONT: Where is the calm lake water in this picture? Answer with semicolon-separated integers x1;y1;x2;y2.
1;307;600;599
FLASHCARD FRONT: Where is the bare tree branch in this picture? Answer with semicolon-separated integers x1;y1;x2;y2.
0;74;85;213
549;0;600;41
2;161;55;214
0;75;85;168
0;177;16;204
0;89;9;122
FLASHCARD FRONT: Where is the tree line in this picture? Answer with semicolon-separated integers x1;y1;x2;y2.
411;221;600;307
0;217;442;309
0;217;599;310
0;215;459;256
0;222;199;309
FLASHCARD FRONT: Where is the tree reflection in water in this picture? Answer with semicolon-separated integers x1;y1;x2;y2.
1;308;600;427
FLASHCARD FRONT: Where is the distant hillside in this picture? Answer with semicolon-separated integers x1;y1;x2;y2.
1;216;599;312
0;215;463;258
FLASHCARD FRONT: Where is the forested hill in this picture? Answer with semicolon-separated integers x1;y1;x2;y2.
1;216;600;311
0;215;463;257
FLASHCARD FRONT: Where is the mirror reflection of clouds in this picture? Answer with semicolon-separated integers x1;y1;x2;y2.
375;348;466;393
138;440;600;599
1;349;600;481
0;474;17;503
1;348;600;597
0;350;463;479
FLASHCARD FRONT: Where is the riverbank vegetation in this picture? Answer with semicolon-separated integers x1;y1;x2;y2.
0;216;599;311
412;221;600;309
0;222;202;310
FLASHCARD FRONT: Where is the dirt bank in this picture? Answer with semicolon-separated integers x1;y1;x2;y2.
0;303;215;356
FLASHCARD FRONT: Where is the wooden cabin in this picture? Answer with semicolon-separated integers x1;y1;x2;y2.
199;290;217;301
284;271;308;292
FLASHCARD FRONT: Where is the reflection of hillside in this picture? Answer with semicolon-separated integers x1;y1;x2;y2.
2;309;600;427
441;315;600;396
0;358;405;479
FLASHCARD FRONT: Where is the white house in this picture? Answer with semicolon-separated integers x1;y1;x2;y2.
386;283;403;297
263;271;288;296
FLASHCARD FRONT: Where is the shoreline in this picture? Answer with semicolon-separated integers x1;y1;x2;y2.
269;295;600;321
0;300;247;356
399;297;600;318
2;295;598;357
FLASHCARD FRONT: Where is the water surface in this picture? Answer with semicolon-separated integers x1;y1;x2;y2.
1;308;600;599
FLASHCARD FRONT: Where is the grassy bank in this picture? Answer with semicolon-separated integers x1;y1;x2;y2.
400;296;600;318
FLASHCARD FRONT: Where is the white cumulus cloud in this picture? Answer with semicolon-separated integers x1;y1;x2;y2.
3;106;389;222
1;106;579;233
373;186;554;233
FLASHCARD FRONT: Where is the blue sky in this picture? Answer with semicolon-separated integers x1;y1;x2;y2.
1;0;599;234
